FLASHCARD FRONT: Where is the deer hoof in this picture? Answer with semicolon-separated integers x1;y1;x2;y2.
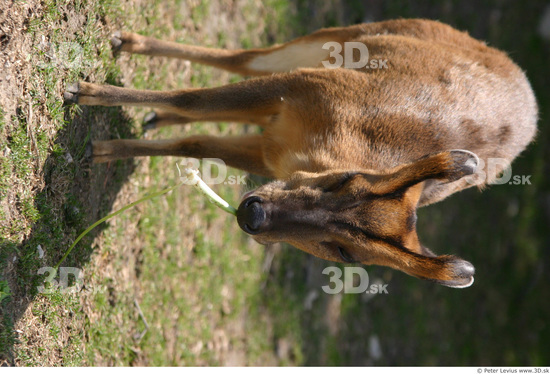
63;82;80;105
111;31;123;53
84;140;93;161
143;111;158;130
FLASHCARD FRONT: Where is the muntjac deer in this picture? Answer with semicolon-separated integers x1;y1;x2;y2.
64;19;537;288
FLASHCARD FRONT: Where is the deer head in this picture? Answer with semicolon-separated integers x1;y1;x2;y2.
237;150;479;288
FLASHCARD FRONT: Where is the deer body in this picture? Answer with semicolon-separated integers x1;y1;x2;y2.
65;19;537;287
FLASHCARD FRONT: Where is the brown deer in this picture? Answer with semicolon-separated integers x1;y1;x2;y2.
64;19;537;288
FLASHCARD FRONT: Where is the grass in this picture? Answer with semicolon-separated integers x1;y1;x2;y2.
0;0;137;365
1;0;549;367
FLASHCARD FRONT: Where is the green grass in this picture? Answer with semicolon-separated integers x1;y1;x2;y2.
82;168;260;365
1;0;305;366
0;0;133;365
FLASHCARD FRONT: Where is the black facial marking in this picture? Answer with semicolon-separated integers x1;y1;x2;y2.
406;210;417;231
334;222;408;252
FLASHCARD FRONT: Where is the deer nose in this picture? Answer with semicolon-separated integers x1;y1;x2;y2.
237;196;266;234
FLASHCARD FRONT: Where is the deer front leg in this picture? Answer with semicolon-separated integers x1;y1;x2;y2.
64;76;286;127
92;134;273;177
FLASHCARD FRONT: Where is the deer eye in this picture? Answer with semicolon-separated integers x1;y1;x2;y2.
324;173;356;193
337;246;355;263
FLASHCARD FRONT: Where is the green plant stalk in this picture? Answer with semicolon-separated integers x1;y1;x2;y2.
44;168;238;285
44;182;185;284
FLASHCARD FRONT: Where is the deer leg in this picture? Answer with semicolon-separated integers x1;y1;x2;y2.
64;77;286;128
92;134;272;177
110;30;339;76
110;20;480;77
142;110;192;130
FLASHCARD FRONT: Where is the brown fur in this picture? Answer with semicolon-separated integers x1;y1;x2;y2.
64;19;537;287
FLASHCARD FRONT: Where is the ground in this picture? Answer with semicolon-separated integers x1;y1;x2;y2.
1;0;549;367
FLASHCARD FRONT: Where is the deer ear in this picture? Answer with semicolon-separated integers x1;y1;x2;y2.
410;149;480;184
398;252;476;288
443;149;480;182
371;242;476;288
370;149;480;195
423;256;475;288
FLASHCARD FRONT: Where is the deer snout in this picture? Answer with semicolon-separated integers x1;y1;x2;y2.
237;196;267;234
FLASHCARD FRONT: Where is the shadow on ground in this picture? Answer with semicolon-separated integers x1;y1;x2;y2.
0;103;136;364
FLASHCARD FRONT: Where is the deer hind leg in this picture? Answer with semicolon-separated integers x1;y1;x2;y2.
110;19;475;76
110;29;344;76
